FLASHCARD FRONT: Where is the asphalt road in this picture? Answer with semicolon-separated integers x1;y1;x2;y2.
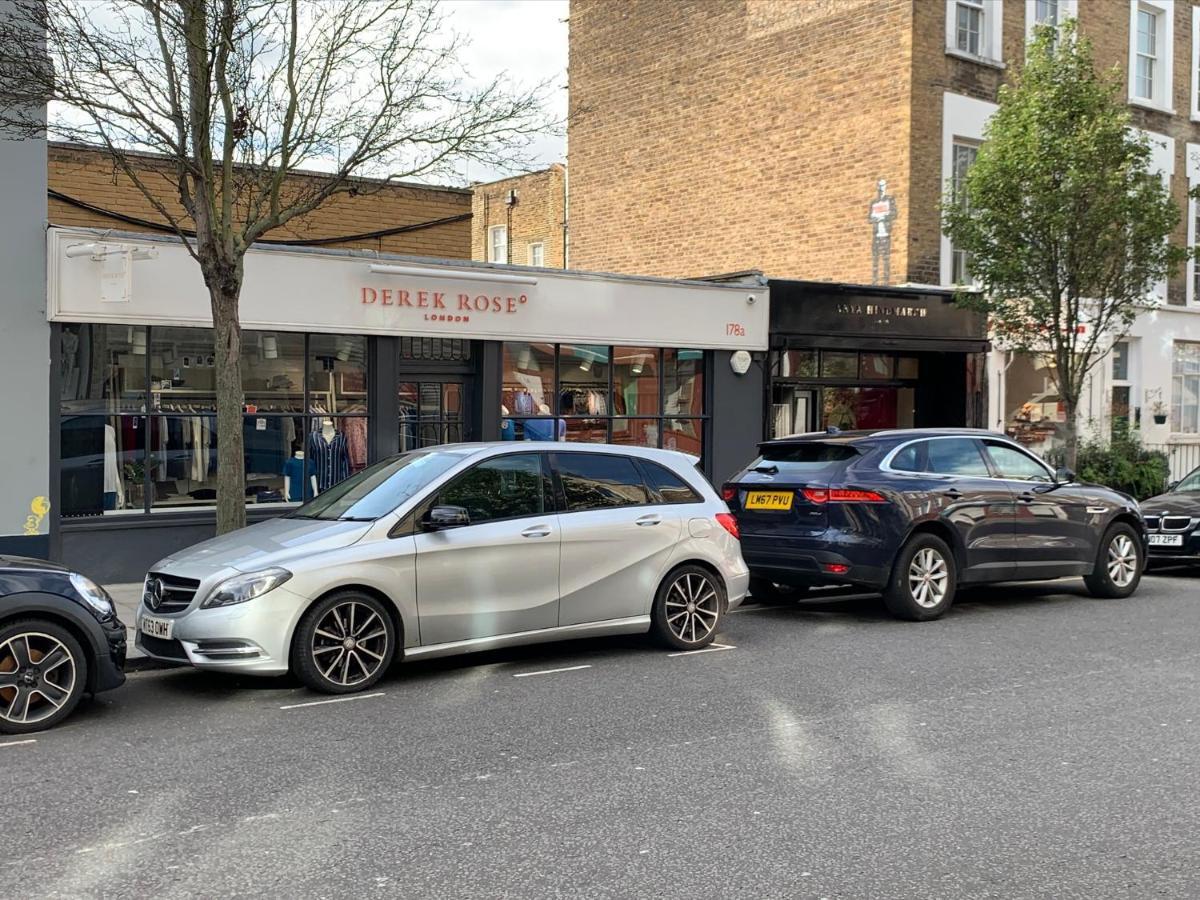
5;570;1200;900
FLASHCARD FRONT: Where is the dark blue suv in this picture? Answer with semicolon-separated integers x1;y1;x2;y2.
725;429;1146;620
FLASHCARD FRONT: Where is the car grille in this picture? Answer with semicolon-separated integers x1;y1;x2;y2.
1144;516;1195;533
143;572;201;614
139;635;189;661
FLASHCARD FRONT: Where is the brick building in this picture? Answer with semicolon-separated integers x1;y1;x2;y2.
470;164;567;268
48;142;472;258
568;0;1200;472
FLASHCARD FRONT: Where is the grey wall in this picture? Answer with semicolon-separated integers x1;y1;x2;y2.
0;2;50;557
709;350;765;486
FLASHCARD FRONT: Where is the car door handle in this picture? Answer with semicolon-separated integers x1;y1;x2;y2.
1018;492;1036;503
635;514;663;526
521;525;552;538
942;488;963;500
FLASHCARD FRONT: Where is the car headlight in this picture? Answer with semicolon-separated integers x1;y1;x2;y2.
69;572;115;619
201;568;292;609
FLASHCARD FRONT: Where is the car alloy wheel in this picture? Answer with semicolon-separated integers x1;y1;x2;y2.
907;547;949;609
310;601;390;688
664;571;720;644
1106;534;1138;588
0;631;78;729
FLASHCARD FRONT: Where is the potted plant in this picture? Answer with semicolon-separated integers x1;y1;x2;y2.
1151;401;1167;426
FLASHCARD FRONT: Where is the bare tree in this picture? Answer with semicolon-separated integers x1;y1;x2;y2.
0;0;551;532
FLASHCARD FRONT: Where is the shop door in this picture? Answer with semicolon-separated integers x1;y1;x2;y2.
769;385;817;437
398;379;471;451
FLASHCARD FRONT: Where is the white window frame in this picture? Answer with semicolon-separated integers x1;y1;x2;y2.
487;224;508;264
528;241;545;267
941;93;998;286
1135;128;1175;305
1024;0;1078;43
1172;341;1200;433
1188;142;1200;305
1191;5;1200;119
945;0;1004;66
950;140;981;285
1128;1;1174;114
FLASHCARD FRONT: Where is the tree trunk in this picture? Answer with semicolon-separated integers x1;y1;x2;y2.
1061;396;1079;471
208;272;247;535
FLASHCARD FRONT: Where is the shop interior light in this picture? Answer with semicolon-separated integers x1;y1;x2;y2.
336;337;352;361
579;357;592;372
263;335;279;359
131;327;147;355
631;356;645;375
518;347;533;369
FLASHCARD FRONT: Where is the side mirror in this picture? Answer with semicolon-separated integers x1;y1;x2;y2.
423;505;470;531
1168;480;1179;492
1054;466;1076;484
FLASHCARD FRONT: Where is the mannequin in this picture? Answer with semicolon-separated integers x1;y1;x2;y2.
282;448;317;503
500;404;516;441
307;418;351;493
321;417;336;442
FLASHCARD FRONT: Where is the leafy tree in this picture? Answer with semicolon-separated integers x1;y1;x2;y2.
0;0;550;532
942;21;1190;467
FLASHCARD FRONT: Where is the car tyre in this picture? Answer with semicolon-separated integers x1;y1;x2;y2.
1083;522;1143;599
749;577;811;605
883;534;957;621
651;565;725;651
291;592;397;694
0;618;89;735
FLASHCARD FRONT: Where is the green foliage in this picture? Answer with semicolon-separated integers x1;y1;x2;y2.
942;20;1191;462
1048;433;1169;500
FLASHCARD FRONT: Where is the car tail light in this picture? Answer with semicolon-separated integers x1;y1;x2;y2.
715;513;740;540
721;484;737;502
802;487;886;504
823;563;850;575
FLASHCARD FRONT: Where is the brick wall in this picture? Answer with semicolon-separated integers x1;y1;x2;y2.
470;165;566;267
568;0;915;282
47;143;472;259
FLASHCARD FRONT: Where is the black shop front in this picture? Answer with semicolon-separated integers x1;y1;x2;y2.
765;280;988;438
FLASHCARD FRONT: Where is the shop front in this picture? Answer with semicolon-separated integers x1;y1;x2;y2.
47;227;768;581
765;280;988;437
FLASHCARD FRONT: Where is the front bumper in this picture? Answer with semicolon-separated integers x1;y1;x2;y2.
134;585;309;676
1146;529;1200;564
92;616;127;692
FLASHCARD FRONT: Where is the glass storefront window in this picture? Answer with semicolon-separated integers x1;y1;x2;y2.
821;387;914;431
562;418;608;443
611;418;660;448
399;382;464;451
820;352;858;378
612;346;660;416
896;356;920;379
859;353;893;379
60;415;146;516
502;342;555;416
771;350;818;379
558;344;610;415
243;331;304;413
150;326;217;412
662;418;704;458
664;349;704;417
309;335;367;415
59;324;146;414
305;416;370;494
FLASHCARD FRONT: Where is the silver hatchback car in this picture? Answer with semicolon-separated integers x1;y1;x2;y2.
135;443;748;693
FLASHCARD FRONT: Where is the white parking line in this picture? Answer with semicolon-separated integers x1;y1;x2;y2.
513;664;592;678
279;692;385;710
668;643;736;657
0;739;37;748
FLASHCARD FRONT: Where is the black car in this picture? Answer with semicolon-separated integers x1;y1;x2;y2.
725;429;1146;620
0;556;126;734
1141;465;1200;566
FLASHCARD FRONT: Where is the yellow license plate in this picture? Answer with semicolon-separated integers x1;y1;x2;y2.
745;491;794;511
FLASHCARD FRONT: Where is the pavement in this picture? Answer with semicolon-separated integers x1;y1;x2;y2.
10;570;1200;898
107;582;147;662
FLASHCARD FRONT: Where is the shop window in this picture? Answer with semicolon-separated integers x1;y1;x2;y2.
822;387;913;431
150;326;217;412
59;324;146;414
309;335;367;415
242;331;304;413
561;418;607;443
60;415;146;517
820;352;858;379
771;350;817;378
559;344;610;415
663;349;705;417
502;342;555;419
613;346;660;416
859;353;894;380
896;356;920;379
662;418;704;457
610;418;660;449
399;382;464;451
1173;342;1200;433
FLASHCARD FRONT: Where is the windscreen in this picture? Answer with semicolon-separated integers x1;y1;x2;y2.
290;451;464;521
1176;468;1200;492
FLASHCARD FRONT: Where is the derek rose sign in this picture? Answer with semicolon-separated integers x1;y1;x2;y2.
360;284;529;325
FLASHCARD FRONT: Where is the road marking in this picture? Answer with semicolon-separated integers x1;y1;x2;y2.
0;739;37;748
513;664;592;678
279;692;385;710
668;643;735;657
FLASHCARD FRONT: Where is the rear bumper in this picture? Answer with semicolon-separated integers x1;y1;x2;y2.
741;532;890;590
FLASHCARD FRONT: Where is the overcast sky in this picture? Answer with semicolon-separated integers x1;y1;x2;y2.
443;0;569;184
